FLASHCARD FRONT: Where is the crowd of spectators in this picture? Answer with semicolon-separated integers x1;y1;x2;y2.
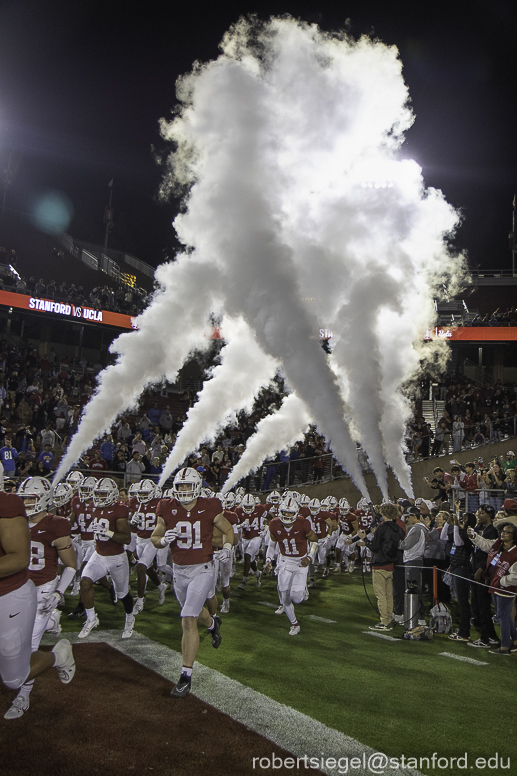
0;244;150;316
467;308;517;327
407;378;517;462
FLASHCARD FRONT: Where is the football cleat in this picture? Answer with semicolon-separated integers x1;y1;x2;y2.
237;581;246;590
171;672;192;699
209;615;222;648
275;605;284;615
71;579;81;597
4;695;30;719
78;615;99;639
322;568;329;578
52;639;76;684
46;609;62;636
68;604;86;620
308;580;316;588
255;571;262;588
158;583;167;605
122;614;135;640
220;599;230;613
303;587;309;601
132;598;144;615
289;624;301;636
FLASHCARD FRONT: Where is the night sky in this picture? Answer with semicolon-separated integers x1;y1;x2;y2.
0;0;515;270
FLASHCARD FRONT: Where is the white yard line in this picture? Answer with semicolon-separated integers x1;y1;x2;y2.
439;651;489;666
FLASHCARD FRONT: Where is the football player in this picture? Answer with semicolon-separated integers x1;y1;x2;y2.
335;498;359;572
307;498;336;587
356;498;374;572
211;493;240;613
67;476;116;620
151;467;234;699
129;480;167;615
264;497;318;635
236;494;268;590
77;478;135;640
3;477;76;719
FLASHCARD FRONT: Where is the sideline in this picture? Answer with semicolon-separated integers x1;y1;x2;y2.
43;629;422;776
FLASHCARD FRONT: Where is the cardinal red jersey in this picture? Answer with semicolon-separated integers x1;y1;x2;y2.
298;506;311;519
312;511;333;539
131;498;160;539
157;496;222;566
356;510;373;531
90;502;129;556
0;493;28;596
241;506;268;539
269;516;313;558
223;509;240;528
29;513;71;587
71;495;95;541
339;515;356;537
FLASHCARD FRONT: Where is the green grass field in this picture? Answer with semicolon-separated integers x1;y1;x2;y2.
59;568;515;776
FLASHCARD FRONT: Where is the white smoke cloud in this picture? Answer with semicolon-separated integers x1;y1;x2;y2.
159;315;279;484
54;17;466;500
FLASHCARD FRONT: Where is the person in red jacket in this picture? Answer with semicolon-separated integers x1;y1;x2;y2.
468;521;517;654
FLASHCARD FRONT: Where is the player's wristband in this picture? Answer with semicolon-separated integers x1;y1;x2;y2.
105;529;114;539
223;542;232;551
160;537;168;547
56;566;76;596
308;542;318;561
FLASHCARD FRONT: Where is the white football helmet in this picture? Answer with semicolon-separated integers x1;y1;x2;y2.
236;487;245;497
235;493;243;505
18;477;53;517
92;477;119;508
223;492;236;509
78;476;97;502
320;496;330;509
339;497;351;516
254;495;261;505
299;494;310;508
357;497;369;512
172;467;202;504
241;493;256;515
327;496;338;510
269;490;281;505
54;482;74;508
66;471;84;493
291;491;301;503
309;497;321;516
279;497;299;526
134;479;157;504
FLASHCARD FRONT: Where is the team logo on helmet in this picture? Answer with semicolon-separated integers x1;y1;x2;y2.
134;479;158;505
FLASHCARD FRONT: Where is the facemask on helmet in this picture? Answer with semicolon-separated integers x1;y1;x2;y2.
241;494;255;515
309;498;321;516
18;477;53;517
78;476;97;502
279;497;298;526
92;478;118;508
172;467;202;504
54;482;74;508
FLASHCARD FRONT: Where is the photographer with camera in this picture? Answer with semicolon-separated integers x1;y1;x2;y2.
355;503;405;632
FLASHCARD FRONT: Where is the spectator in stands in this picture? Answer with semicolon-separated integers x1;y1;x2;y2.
503;450;517;472
150;456;162;480
117;420;132;443
89;450;108;472
147;403;161;427
40;422;56;450
212;443;224;464
114;450;127;473
100;434;116;468
131;432;146;457
15;277;27;293
479;461;505;511
126;451;145;483
38;443;54;475
452;415;465;452
0;436;18;474
159;405;173;432
15;451;33;479
35;278;46;296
